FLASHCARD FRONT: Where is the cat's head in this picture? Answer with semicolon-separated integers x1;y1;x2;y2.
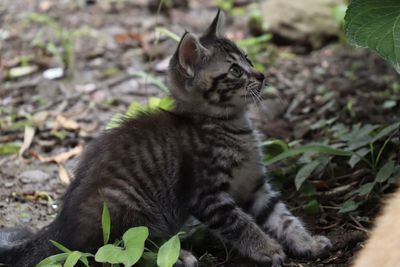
168;10;265;118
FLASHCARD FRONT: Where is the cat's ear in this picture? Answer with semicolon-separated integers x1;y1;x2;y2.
178;32;207;76
203;9;225;38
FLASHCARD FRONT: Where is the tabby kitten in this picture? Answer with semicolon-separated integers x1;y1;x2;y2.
0;11;331;267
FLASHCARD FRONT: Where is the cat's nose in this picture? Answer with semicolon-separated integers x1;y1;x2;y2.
253;71;265;83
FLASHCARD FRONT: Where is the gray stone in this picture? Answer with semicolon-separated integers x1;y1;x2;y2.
19;170;50;184
261;0;345;48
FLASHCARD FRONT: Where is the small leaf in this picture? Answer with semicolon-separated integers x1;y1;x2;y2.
157;233;182;267
371;122;400;143
266;145;352;165
0;143;20;155
300;182;317;196
155;27;180;42
303;199;320;215
50;240;72;253
105;113;125;130
375;160;395;183
9;65;38;78
295;161;320;190
36;253;69;266
339;200;362;213
64;251;82;267
332;4;347;26
263;139;289;160
129;71;169;93
348;147;369;168
356;182;376;196
102;202;111;245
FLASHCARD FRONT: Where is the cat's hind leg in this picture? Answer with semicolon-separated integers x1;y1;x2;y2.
244;180;332;259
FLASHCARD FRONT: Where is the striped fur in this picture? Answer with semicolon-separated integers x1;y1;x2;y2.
0;11;331;267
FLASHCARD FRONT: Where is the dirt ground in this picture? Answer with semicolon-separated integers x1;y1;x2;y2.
0;1;399;266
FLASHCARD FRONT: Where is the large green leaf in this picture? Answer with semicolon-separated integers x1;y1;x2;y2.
95;226;149;267
345;0;400;71
157;233;182;267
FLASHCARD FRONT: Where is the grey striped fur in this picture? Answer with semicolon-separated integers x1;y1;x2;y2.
0;10;331;267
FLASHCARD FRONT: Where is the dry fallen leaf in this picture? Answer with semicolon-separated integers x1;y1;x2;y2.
37;144;83;164
58;164;71;185
19;126;35;160
55;115;80;131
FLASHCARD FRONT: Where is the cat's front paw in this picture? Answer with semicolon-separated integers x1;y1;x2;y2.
290;234;332;260
248;237;285;267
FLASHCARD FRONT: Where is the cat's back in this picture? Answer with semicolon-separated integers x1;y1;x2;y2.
352;188;400;267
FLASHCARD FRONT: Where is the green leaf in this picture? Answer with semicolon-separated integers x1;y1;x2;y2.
263;139;289;160
95;227;149;267
295;161;320;190
266;145;352;165
155;27;180;42
63;251;82;267
375;160;395;182
371;122;400;143
50;240;72;253
357;182;376;196
157;233;182;267
102;202;111;245
105;113;125;130
0;143;20;155
36;253;69;266
300;182;317;196
303;199;320;215
129;71;169;93
332;4;347;26
344;0;400;71
348;147;370;168
339;200;362;213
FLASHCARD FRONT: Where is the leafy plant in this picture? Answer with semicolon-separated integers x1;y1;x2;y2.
37;203;183;267
106;96;175;130
266;121;400;213
344;0;400;71
29;12;79;73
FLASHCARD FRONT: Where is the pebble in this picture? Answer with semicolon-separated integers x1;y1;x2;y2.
19;170;50;184
4;182;14;188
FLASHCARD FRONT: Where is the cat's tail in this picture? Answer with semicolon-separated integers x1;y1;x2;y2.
0;223;58;267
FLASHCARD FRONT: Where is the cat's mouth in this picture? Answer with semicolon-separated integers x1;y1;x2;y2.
247;82;263;94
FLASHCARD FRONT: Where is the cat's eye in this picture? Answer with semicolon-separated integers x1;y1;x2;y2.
229;65;243;77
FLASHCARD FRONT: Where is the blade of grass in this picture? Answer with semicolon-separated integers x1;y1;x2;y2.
266;145;353;165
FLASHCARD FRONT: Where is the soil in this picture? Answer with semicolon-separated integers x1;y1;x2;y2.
0;1;399;266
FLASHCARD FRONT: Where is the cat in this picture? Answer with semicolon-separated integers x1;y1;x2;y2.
352;188;400;267
0;10;331;267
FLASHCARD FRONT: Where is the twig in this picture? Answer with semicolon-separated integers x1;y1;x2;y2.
349;215;370;234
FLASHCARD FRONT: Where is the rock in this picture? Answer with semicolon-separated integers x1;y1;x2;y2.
4;182;14;188
43;67;64;80
261;0;344;48
19;170;50;184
